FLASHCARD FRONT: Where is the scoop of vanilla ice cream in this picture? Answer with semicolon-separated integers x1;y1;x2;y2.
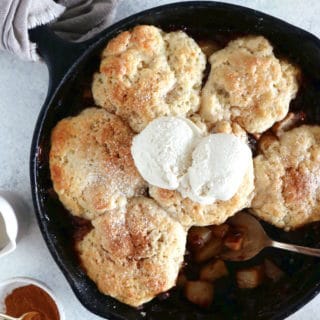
131;117;201;189
178;133;252;204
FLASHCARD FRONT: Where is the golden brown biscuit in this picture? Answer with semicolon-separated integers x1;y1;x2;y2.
252;125;320;230
200;36;299;134
49;108;147;220
92;25;206;132
149;163;254;228
77;197;186;307
210;120;248;142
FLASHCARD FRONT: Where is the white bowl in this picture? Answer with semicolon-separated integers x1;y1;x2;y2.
0;277;65;320
0;193;19;258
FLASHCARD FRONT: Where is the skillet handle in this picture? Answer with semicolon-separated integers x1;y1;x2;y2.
29;25;91;95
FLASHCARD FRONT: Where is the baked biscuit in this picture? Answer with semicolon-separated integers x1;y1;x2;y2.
210;120;248;142
200;36;299;133
49;108;147;220
77;197;186;307
253;125;320;230
149;163;254;228
92;25;206;132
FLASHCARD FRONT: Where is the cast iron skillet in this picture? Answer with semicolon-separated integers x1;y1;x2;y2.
29;2;320;319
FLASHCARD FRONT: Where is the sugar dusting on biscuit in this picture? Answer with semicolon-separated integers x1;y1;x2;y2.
77;197;186;307
253;125;320;230
92;25;206;132
200;36;299;133
49;108;147;220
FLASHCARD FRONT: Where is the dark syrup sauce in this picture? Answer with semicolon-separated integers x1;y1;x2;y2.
41;27;320;319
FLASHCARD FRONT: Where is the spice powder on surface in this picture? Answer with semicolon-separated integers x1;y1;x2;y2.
5;284;60;320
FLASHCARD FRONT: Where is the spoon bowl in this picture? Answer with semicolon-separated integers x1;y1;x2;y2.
221;211;320;261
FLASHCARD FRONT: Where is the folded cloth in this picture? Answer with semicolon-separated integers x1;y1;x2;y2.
51;0;118;42
0;0;119;61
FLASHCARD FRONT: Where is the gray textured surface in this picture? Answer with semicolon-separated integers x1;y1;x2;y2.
0;0;319;319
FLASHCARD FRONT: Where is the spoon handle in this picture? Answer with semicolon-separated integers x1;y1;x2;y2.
0;313;17;320
271;240;320;257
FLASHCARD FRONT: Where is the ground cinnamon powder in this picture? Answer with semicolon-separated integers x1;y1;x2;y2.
5;284;60;320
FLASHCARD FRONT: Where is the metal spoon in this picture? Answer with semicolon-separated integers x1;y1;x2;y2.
0;312;39;320
220;211;320;261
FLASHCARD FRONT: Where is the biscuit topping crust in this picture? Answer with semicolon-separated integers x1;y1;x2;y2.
200;36;299;133
92;25;206;132
253;125;320;229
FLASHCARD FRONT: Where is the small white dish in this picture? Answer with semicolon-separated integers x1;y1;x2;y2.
0;194;18;258
0;277;65;320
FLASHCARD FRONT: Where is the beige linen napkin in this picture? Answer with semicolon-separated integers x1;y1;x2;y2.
0;0;119;61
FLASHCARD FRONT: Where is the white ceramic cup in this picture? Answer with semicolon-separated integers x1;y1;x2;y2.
0;194;18;258
0;277;65;320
